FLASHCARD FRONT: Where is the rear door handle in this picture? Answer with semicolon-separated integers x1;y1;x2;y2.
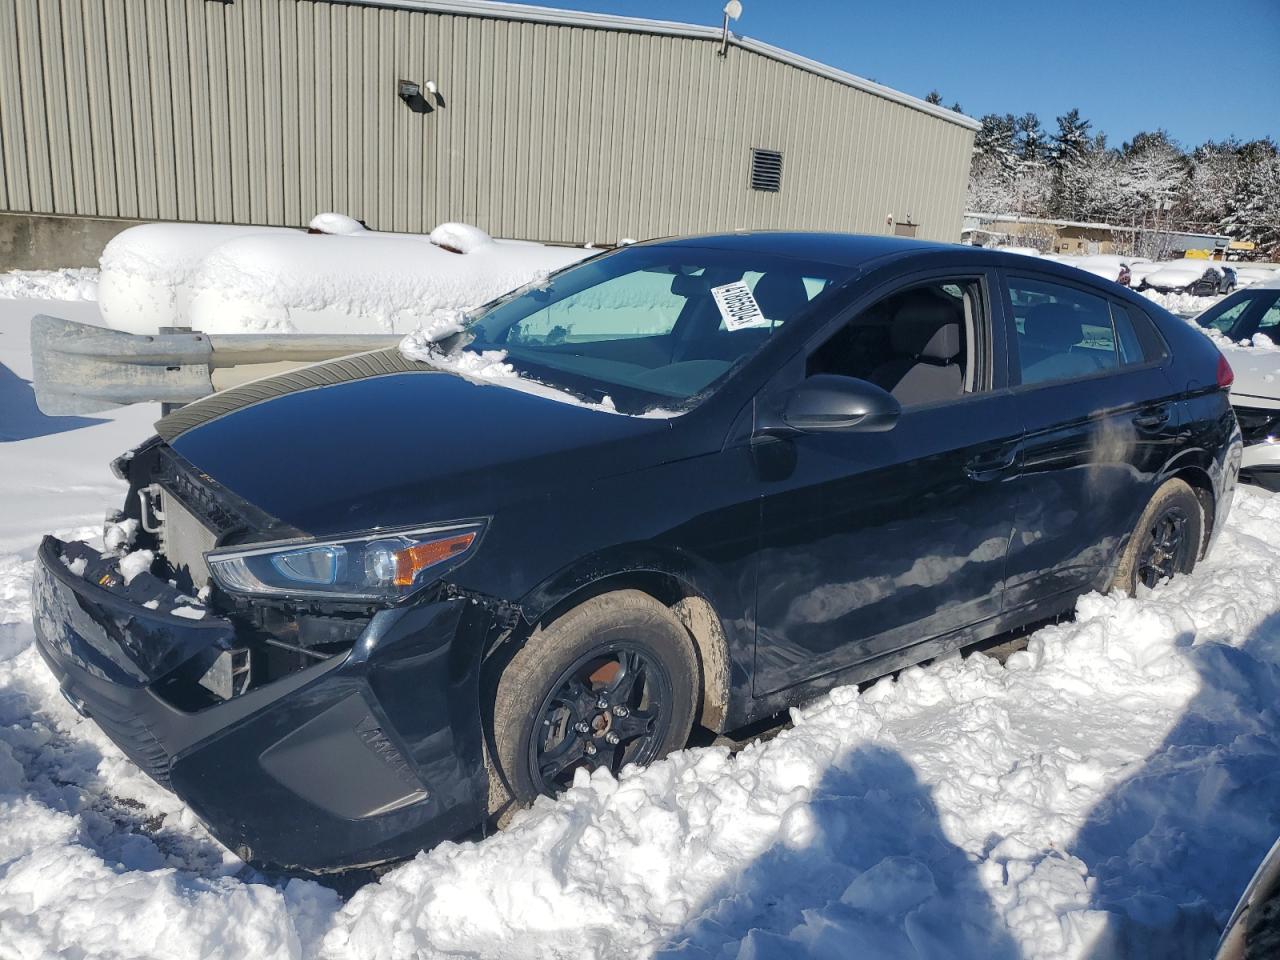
965;446;1018;481
1133;406;1170;429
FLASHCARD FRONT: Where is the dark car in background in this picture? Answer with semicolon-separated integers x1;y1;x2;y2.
1141;262;1237;296
32;234;1241;872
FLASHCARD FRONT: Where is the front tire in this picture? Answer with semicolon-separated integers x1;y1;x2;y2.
488;589;699;811
1110;478;1204;593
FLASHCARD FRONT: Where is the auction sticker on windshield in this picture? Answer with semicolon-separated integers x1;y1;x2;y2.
710;280;767;331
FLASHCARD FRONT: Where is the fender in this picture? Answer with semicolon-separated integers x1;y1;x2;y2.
515;539;752;732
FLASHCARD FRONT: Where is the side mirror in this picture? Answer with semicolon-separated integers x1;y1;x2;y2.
782;374;901;432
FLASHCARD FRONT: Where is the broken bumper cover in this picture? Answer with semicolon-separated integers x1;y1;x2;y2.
31;535;492;872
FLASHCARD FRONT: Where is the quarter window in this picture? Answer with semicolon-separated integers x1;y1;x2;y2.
1113;307;1144;364
1008;277;1132;385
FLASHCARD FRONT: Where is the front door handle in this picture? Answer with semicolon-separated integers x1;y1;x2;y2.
965;447;1018;481
1133;406;1170;430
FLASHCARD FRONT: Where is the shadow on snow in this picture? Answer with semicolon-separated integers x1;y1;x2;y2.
0;361;104;442
656;744;1020;960
1075;610;1280;959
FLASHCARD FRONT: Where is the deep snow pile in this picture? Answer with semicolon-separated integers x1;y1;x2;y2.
1140;288;1222;316
0;268;99;302
5;489;1280;959
6;295;1280;959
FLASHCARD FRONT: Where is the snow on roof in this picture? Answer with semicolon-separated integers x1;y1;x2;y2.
339;0;980;131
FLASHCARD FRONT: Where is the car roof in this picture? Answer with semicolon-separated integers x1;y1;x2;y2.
635;231;1152;276
640;230;952;266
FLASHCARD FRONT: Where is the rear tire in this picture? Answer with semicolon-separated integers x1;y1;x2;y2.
1109;478;1204;593
487;590;699;815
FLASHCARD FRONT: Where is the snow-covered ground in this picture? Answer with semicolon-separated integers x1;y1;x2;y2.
4;285;1280;960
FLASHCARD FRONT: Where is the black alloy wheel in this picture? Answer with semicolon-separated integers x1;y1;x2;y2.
487;589;700;814
530;644;673;793
1134;506;1193;589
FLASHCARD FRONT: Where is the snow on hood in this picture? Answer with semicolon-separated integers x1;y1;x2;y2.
1185;320;1280;399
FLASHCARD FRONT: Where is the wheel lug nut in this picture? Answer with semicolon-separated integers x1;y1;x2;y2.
574;722;590;735
605;732;620;745
584;742;598;756
612;705;629;718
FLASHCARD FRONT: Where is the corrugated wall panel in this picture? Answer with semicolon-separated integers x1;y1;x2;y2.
1;0;973;244
15;0;53;212
59;0;94;215
165;1;194;221
279;1;301;226
37;0;75;214
204;1;231;223
183;0;212;221
0;2;28;211
146;4;179;221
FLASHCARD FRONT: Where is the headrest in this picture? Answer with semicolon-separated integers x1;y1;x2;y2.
890;298;962;361
1024;303;1084;350
919;324;961;361
752;272;811;322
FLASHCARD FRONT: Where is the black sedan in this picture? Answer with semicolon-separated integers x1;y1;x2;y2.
32;233;1241;872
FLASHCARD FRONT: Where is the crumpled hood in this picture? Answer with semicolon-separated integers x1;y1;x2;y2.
164;361;676;536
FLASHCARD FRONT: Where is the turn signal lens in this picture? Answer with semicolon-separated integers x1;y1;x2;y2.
1217;353;1234;389
393;532;477;586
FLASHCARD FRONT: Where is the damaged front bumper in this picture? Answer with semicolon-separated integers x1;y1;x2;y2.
32;535;496;872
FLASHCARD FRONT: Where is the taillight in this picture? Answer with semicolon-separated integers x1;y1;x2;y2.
1217;353;1234;389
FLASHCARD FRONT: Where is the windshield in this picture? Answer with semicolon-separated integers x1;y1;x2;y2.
462;245;855;413
1197;292;1261;339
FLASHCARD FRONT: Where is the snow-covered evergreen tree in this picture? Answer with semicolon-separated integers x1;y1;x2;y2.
1051;109;1092;168
964;101;1280;256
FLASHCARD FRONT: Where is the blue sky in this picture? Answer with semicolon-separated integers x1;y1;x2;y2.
492;0;1280;148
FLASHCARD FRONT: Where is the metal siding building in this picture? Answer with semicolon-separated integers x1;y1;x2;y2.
0;0;977;246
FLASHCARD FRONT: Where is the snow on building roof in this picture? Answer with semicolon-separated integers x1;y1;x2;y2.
963;212;1141;234
338;0;981;131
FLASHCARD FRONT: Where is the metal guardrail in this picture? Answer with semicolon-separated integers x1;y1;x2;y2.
30;315;402;416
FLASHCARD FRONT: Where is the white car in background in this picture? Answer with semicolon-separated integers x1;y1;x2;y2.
1195;278;1280;491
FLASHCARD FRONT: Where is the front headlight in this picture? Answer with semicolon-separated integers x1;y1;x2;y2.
207;521;484;601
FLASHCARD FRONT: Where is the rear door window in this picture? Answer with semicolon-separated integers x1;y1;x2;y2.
1007;277;1121;385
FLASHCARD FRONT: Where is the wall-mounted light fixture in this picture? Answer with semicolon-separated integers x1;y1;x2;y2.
397;79;431;113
